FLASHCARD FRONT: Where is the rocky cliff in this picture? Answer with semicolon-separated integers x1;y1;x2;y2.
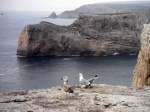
132;24;150;87
0;84;150;112
17;13;150;56
58;1;150;18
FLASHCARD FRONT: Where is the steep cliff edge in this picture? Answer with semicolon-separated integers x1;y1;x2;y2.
0;84;150;112
17;13;149;56
132;24;150;87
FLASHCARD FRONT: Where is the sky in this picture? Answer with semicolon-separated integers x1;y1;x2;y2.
0;0;149;11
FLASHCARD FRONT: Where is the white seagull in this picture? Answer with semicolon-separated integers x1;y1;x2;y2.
79;73;98;87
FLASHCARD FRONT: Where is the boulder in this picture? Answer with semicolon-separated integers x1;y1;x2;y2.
17;13;150;56
132;24;150;87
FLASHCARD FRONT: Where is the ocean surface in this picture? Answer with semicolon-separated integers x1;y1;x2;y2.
0;11;137;92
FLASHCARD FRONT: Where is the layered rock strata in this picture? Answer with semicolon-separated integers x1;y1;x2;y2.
132;24;150;87
17;13;149;56
0;84;150;112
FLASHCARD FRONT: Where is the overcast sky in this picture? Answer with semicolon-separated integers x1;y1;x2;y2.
0;0;149;11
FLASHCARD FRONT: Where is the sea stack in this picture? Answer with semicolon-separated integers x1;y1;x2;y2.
48;12;57;18
132;24;150;87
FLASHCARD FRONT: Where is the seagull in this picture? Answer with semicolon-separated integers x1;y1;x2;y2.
79;73;98;87
61;76;73;97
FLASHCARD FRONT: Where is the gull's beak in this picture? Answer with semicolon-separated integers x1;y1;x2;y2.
61;78;63;80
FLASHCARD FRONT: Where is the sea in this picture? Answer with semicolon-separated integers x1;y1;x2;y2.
0;11;138;92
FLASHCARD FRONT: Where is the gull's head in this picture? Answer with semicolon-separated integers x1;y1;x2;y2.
79;73;83;77
94;75;98;79
61;76;69;82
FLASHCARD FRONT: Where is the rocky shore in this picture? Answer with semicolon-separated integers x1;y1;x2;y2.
17;12;150;56
0;84;150;112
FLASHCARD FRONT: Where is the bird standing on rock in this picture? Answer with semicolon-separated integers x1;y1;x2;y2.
79;73;98;87
61;76;74;97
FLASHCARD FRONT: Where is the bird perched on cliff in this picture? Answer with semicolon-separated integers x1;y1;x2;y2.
61;76;74;97
79;73;98;87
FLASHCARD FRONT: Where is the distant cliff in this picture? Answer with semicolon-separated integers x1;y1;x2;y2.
132;24;150;87
17;12;150;56
48;12;57;18
58;1;150;18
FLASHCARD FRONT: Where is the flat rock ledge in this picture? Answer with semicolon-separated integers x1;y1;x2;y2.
0;84;150;112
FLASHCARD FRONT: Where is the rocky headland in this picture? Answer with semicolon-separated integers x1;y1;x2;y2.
57;1;150;18
0;84;150;112
132;24;150;87
3;23;150;111
17;12;150;56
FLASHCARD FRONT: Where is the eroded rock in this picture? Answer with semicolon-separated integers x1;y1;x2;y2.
0;84;150;112
132;24;150;87
17;13;150;56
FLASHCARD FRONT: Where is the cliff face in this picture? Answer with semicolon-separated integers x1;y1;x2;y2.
58;1;150;18
132;24;150;87
57;11;79;19
0;84;150;112
17;13;149;56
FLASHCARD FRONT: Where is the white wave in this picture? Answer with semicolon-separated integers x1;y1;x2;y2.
113;52;120;55
4;68;19;74
63;58;71;61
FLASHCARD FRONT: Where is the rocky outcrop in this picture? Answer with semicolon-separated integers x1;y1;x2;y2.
58;1;150;18
48;12;57;18
0;84;150;112
17;13;150;56
132;24;150;87
58;11;79;19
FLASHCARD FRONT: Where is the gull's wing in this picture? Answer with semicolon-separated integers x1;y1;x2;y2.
87;78;94;84
87;75;98;84
80;79;90;85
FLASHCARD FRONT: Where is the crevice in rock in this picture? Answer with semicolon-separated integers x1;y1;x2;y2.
0;99;30;103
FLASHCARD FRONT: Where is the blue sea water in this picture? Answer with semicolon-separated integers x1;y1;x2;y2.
0;11;137;92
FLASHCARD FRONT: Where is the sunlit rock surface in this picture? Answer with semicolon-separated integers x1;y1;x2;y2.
0;84;150;112
133;24;150;87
